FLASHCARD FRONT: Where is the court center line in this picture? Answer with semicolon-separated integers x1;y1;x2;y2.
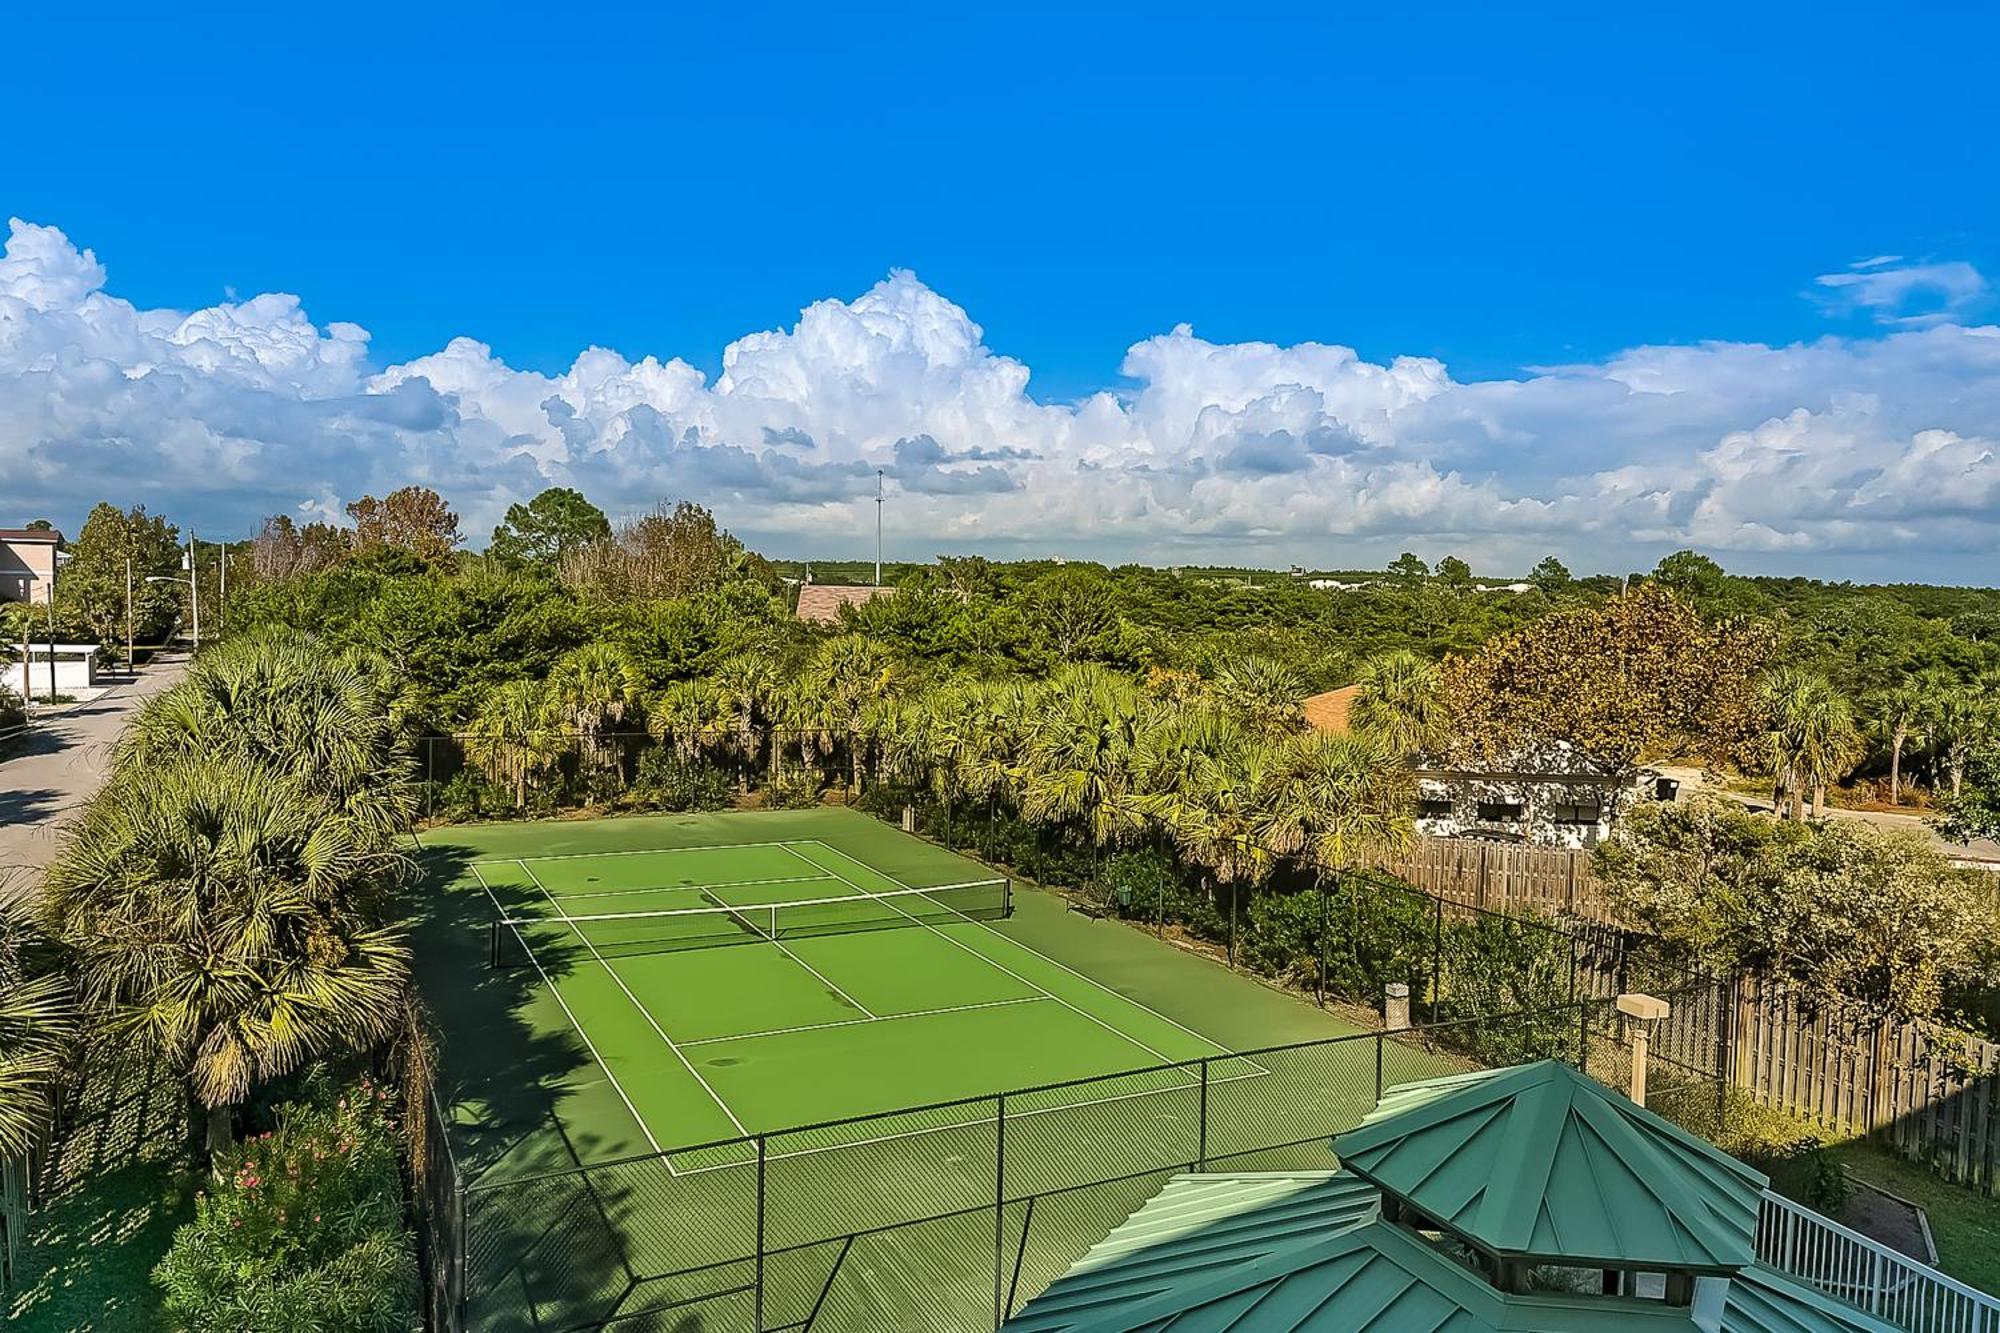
803;838;1237;1059
761;935;879;1020
775;842;1184;1068
519;860;749;1138
677;995;1047;1048
470;864;665;1159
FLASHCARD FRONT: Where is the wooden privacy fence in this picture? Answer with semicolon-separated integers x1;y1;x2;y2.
1733;978;2000;1195
1375;836;1616;921
1376;837;2000;1196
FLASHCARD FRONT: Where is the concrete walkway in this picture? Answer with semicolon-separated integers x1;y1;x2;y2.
0;653;189;895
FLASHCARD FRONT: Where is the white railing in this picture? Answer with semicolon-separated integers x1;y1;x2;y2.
1759;1190;2000;1333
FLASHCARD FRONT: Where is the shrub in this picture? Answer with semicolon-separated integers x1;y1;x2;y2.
763;765;825;810
153;1073;418;1333
632;748;733;812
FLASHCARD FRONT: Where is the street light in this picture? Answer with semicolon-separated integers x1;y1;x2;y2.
144;551;199;651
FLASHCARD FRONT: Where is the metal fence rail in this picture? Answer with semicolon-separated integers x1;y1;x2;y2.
1758;1190;2000;1333
417;988;1728;1333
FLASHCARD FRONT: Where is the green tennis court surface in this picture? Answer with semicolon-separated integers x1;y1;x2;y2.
412;807;1410;1331
467;829;1244;1151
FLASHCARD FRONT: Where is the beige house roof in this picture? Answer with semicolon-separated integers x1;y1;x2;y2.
1302;684;1359;735
795;583;889;625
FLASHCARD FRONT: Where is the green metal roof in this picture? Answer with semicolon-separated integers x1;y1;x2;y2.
1005;1171;1904;1333
1334;1060;1767;1271
1007;1173;1702;1332
1005;1173;1378;1333
1714;1269;1903;1333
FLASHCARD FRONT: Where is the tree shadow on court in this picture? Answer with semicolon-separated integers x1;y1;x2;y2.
410;842;669;1331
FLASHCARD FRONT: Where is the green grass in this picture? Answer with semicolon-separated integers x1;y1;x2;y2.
7;1056;191;1333
1829;1140;2000;1293
410;806;1423;1332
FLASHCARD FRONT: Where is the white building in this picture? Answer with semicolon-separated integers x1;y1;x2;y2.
1302;685;1676;849
18;643;102;701
0;529;60;605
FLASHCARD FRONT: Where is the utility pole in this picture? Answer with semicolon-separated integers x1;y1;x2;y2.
188;533;201;650
874;469;884;587
45;559;57;702
125;556;134;668
217;539;227;634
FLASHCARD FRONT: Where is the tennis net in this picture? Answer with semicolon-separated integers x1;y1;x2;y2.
489;877;1011;968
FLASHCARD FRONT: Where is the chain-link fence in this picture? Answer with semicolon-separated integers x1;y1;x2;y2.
416;987;1723;1333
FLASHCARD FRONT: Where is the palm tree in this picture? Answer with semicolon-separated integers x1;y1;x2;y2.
543;641;645;781
1865;681;1929;806
801;635;899;794
710;653;776;792
1761;669;1860;818
120;630;417;841
1016;665;1149;852
1134;706;1279;889
41;759;411;1152
1256;730;1417;877
464;679;561;806
1348;651;1447;758
648;678;726;762
0;887;75;1157
1254;731;1416;1005
1921;680;1993;800
1210;657;1306;738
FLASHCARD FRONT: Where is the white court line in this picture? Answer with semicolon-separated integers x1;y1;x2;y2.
677;995;1047;1048
471;864;665;1159
668;1059;1273;1178
471;835;823;867
776;843;1186;1068
497;879;1005;926
536;872;838;905
801;839;1242;1061
519;860;748;1139
762;933;878;1020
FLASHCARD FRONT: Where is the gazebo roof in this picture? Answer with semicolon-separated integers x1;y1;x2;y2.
1334;1060;1767;1272
1004;1170;1902;1333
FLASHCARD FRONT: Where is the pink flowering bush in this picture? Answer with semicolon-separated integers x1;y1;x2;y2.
153;1074;418;1331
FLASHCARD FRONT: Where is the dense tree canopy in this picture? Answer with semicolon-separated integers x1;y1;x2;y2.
1596;798;1996;1020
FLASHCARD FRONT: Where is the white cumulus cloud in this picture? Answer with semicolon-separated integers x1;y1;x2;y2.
4;217;2000;579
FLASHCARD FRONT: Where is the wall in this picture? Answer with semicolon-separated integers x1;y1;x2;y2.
0;539;55;605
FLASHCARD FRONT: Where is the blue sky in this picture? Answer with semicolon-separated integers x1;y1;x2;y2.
4;2;1999;576
12;1;1993;391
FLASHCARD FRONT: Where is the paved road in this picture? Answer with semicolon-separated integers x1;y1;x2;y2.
1657;764;2000;865
0;654;189;895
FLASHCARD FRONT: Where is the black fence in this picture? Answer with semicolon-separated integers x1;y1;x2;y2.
415;981;1730;1333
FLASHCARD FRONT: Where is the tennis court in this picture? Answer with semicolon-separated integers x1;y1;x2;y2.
412;809;1489;1330
425;809;1273;1172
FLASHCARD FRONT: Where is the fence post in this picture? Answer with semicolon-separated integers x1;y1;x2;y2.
1374;1031;1384;1103
452;1169;467;1333
1430;896;1443;1017
1228;886;1238;970
1316;886;1328;1007
1197;1060;1210;1169
993;1095;1008;1332
755;1135;768;1333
